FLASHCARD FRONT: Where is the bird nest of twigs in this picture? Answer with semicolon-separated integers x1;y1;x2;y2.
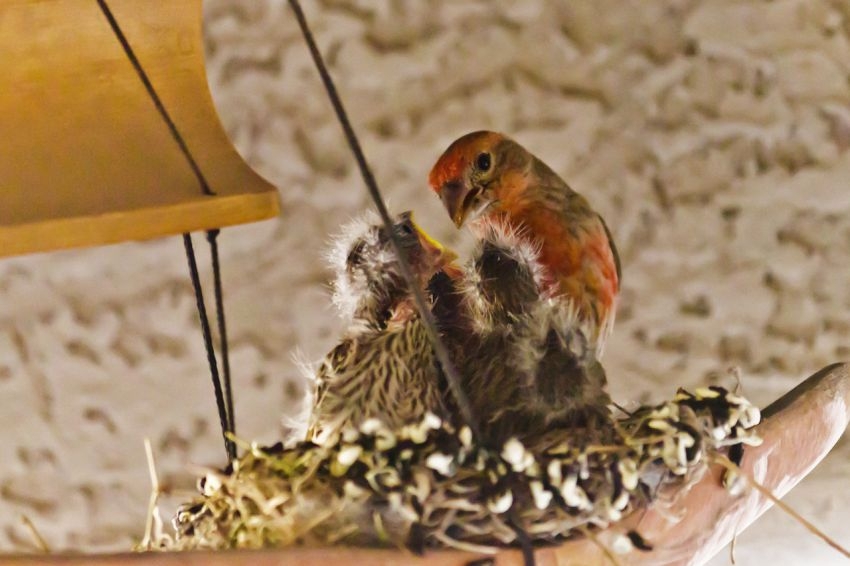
142;386;760;556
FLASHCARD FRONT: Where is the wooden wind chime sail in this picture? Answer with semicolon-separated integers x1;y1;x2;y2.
0;0;280;460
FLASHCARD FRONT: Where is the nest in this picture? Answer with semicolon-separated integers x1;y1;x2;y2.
148;386;761;554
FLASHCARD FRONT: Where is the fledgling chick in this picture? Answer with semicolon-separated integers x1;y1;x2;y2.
326;210;450;331
429;131;621;355
307;211;458;444
449;219;612;446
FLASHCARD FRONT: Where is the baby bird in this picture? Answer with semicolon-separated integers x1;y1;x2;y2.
437;219;612;446
307;211;457;444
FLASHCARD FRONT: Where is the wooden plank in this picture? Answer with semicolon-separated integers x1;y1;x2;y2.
0;0;280;258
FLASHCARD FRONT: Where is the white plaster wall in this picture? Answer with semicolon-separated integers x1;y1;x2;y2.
1;1;848;562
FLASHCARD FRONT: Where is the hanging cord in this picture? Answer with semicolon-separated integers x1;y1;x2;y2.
207;229;235;438
184;234;236;461
287;0;481;441
95;0;235;461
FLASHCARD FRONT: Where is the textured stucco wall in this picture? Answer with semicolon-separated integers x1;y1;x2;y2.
1;1;849;562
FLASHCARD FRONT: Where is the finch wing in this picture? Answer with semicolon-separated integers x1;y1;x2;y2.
599;214;621;284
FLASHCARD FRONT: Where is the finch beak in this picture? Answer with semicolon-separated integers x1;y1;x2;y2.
439;246;459;266
440;180;479;228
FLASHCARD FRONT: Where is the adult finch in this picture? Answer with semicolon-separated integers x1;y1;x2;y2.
429;131;620;353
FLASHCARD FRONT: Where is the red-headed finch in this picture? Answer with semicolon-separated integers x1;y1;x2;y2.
429;131;620;354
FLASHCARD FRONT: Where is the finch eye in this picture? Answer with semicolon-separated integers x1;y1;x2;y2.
397;222;414;236
476;152;491;172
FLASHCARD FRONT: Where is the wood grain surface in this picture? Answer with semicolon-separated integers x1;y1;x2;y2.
0;0;279;257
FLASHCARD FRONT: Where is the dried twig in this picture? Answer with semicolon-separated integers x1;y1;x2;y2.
20;515;49;554
714;454;850;560
140;438;162;551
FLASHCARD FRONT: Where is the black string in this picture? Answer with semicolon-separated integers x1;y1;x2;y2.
185;234;236;461
96;0;235;461
207;229;235;437
508;513;537;566
287;0;481;441
95;0;213;196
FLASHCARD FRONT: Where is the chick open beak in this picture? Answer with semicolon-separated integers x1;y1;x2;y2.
440;180;479;228
409;214;458;267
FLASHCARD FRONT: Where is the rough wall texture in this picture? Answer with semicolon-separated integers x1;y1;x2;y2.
1;0;849;562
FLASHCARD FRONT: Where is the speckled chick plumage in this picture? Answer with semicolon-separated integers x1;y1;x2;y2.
435;218;612;446
307;211;456;444
429;131;621;355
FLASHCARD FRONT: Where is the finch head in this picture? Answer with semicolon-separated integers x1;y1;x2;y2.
429;130;522;228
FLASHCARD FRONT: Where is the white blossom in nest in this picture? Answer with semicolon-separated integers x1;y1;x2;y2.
725;392;749;406
422;412;442;430
332;444;363;477
341;426;360;444
648;418;673;432
387;492;419;523
501;438;534;472
425;452;455;476
711;424;732;442
662;436;687;475
577;452;590;480
605;501;624;522
201;473;222;496
487;490;514;514
611;533;634;554
458;426;473;449
694;387;721;399
618;459;639;490
560;473;592;510
344;480;367;498
739;404;761;429
547;460;562;485
367;468;401;490
375;431;397;452
401;421;430;444
676;432;696;467
611;487;630;512
359;418;384;435
529;480;553;510
650;403;675;419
